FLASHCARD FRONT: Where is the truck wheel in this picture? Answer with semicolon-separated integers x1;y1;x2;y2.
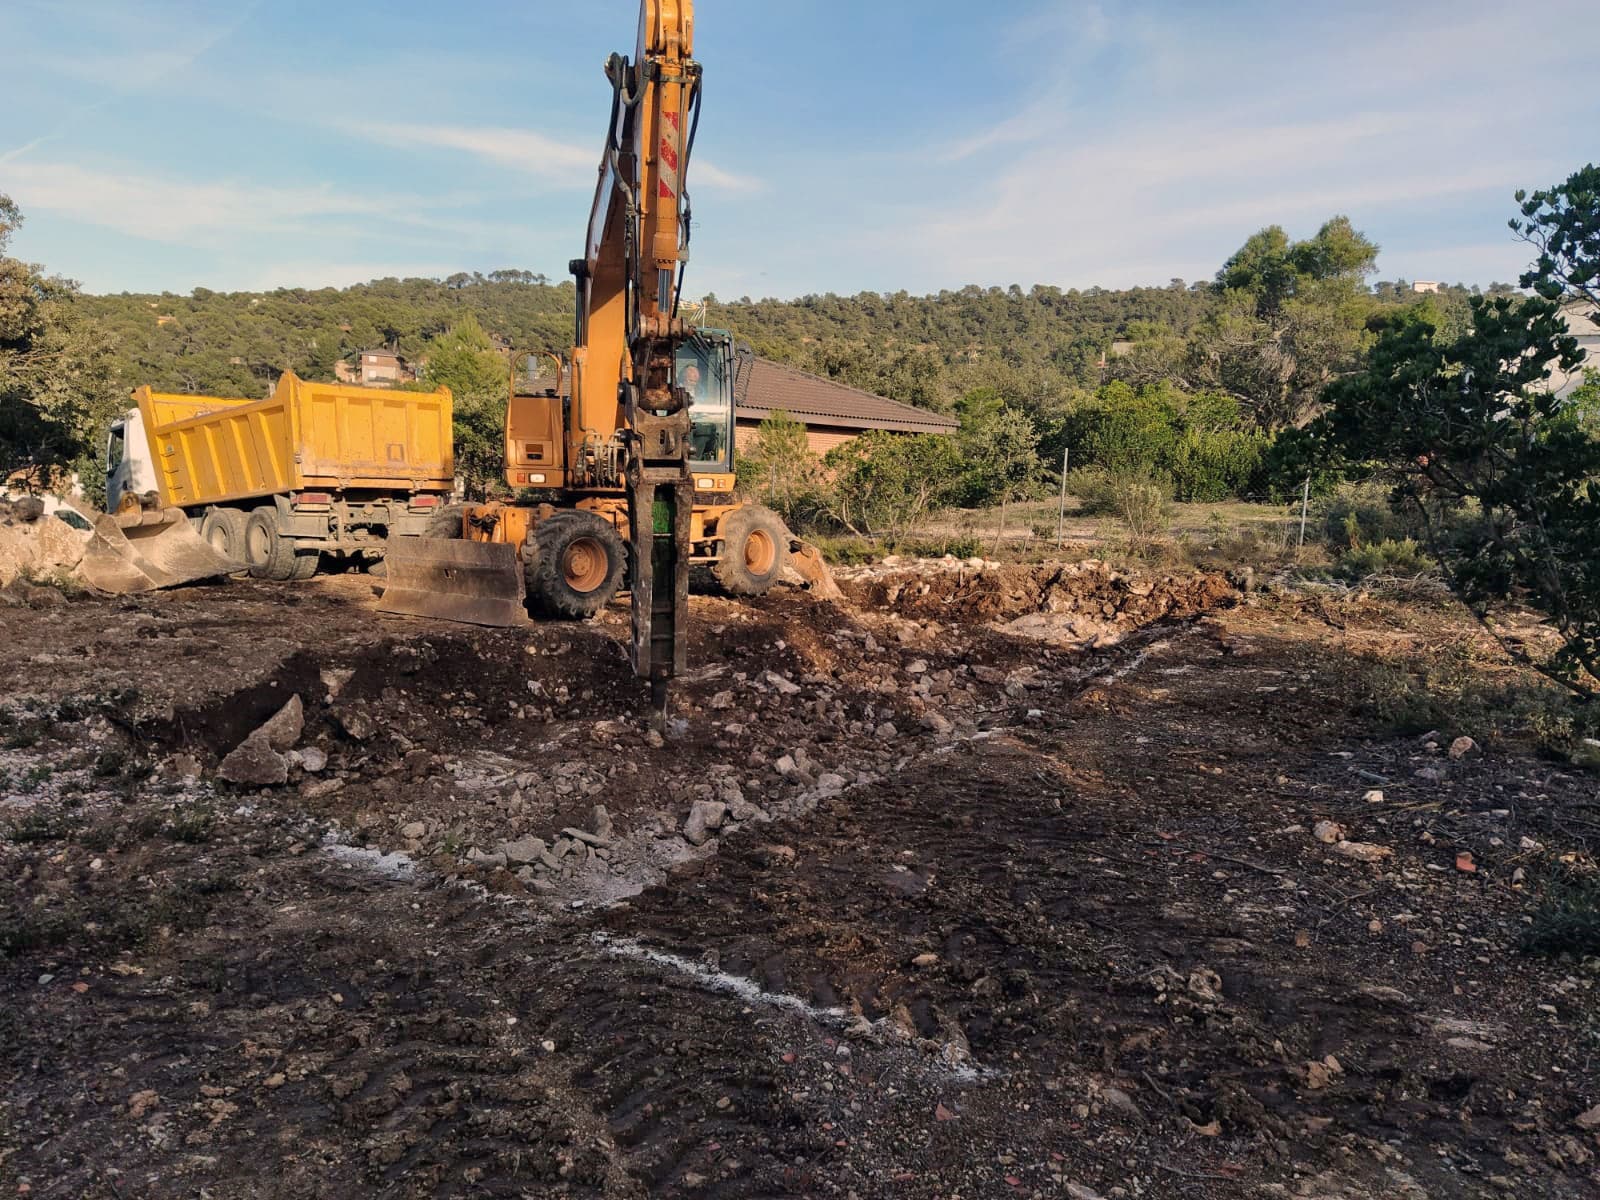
200;507;248;562
425;504;466;539
244;506;302;582
288;550;320;581
529;510;625;619
713;504;789;596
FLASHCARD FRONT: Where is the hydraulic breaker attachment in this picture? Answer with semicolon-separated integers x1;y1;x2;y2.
377;536;529;627
79;507;242;594
626;404;694;718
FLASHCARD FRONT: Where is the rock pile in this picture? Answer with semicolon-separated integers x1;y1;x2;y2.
0;499;89;588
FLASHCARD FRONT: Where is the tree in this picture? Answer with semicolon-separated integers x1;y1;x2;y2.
0;194;117;494
735;411;826;525
1512;163;1600;316
1105;319;1189;389
1311;291;1599;693
822;432;964;540
1191;216;1379;428
419;315;509;498
956;401;1042;542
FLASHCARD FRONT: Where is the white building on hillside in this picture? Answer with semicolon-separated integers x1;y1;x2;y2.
1555;302;1600;399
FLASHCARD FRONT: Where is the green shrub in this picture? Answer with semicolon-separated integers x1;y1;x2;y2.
1339;538;1435;579
1316;481;1426;547
1116;476;1171;541
1523;868;1600;958
895;534;982;559
1057;382;1267;502
822;431;965;539
811;535;877;566
1070;468;1172;539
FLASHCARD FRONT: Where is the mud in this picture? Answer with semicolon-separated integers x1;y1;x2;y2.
1;564;1597;1198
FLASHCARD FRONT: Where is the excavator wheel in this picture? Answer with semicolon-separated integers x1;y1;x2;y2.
528;510;626;620
713;503;789;597
425;504;467;539
245;506;306;582
200;507;248;563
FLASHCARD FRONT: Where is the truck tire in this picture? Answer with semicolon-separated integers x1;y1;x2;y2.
200;507;248;562
288;550;320;581
528;510;625;619
244;506;303;582
425;504;466;539
713;504;789;596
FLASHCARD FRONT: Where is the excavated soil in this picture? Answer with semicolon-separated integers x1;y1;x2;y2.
1;563;1597;1199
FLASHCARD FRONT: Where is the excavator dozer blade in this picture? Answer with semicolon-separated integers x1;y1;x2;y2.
377;536;529;627
79;508;243;594
787;539;843;601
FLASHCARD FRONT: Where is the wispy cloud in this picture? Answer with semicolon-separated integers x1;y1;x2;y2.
0;2;260;162
686;159;764;194
343;120;764;194
878;0;1590;290
349;122;597;186
1;159;524;250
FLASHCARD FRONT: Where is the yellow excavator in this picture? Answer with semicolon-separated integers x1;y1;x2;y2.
379;0;837;708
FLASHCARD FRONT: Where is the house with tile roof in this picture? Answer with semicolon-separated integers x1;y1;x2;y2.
732;354;957;454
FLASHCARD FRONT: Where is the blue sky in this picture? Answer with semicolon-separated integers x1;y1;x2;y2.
2;0;1594;299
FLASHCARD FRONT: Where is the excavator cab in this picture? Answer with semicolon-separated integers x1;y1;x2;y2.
679;332;735;473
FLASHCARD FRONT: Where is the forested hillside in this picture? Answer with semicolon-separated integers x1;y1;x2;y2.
80;264;1499;417
8;174;1537;511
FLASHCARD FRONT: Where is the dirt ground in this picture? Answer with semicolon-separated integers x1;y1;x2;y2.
1;560;1597;1199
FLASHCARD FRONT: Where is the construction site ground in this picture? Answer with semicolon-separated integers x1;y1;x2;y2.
2;560;1597;1199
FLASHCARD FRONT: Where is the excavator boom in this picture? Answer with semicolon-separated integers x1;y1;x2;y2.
380;0;720;715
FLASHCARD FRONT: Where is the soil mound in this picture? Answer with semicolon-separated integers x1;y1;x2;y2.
838;558;1239;626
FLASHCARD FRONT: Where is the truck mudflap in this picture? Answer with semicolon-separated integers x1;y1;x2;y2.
79;508;243;594
376;536;529;627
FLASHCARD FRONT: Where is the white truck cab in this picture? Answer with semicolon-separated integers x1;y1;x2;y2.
104;407;157;514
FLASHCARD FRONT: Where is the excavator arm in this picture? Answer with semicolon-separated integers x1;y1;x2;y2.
380;0;707;715
569;0;701;711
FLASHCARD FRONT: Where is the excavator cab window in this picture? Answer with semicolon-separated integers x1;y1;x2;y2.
679;337;733;472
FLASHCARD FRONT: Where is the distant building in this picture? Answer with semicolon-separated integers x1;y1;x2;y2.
524;354;958;456
1555;302;1600;399
336;349;415;386
732;356;958;455
1412;280;1441;294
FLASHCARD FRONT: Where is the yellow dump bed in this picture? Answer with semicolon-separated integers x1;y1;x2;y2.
136;372;454;508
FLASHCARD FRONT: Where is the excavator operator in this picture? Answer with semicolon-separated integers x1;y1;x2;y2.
680;346;730;464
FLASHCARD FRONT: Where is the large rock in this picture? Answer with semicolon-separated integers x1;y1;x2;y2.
0;513;89;585
331;704;376;741
258;694;304;751
218;729;288;786
683;799;727;846
499;836;548;866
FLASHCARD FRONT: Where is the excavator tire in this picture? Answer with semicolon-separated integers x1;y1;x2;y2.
713;503;789;597
200;507;248;563
529;510;625;620
245;506;302;582
425;504;467;539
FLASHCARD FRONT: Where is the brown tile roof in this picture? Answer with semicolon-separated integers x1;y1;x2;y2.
734;356;958;435
524;355;960;436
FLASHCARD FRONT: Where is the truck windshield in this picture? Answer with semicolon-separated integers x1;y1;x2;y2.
677;340;732;471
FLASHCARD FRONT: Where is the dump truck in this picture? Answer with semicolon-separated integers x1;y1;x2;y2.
380;0;837;669
84;371;454;593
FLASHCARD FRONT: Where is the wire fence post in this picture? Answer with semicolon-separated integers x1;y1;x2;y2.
1056;446;1070;549
1298;474;1311;550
